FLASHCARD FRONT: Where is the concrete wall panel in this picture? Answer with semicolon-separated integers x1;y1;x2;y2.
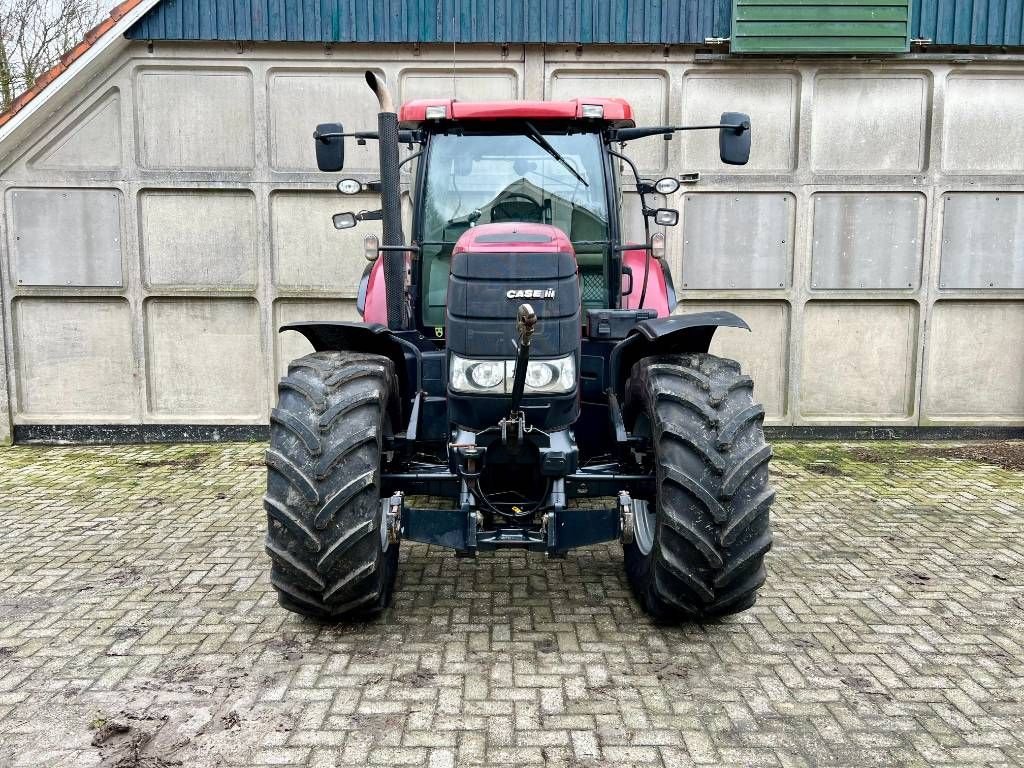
13;298;136;419
401;69;518;101
800;301;917;419
136;68;255;169
7;188;122;287
145;298;265;418
274;299;360;377
29;88;122;171
811;193;925;290
268;69;383;172
271;191;380;293
943;75;1024;173
811;74;928;173
140;190;258;289
549;69;668;172
923;302;1024;420
680;193;794;289
680;301;790;419
0;304;9;443
681;73;798;172
939;193;1024;289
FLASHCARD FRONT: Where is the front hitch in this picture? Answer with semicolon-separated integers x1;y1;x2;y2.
500;303;538;447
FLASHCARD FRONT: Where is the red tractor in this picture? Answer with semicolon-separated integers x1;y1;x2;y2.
264;72;774;622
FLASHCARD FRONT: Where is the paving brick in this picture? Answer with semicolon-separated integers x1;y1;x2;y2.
0;441;1021;767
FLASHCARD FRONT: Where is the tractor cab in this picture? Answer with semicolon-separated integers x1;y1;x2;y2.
264;72;773;626
328;95;741;335
401;98;635;331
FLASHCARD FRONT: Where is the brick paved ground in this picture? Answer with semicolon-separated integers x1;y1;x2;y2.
0;442;1022;768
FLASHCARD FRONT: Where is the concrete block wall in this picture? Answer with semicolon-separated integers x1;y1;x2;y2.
0;42;1022;437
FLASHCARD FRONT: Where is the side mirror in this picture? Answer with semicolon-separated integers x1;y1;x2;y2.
332;212;357;229
719;112;751;166
652;208;679;226
315;122;345;172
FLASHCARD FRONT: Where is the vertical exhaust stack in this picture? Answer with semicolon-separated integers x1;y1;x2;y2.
365;71;407;330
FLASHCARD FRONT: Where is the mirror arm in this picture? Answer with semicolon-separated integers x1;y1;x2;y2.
314;129;421;142
315;129;368;142
669;122;749;133
609;121;750;142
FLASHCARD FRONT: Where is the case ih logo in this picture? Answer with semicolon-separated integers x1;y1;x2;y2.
506;289;556;300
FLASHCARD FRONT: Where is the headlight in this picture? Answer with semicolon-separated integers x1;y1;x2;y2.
450;355;505;393
450;354;576;394
517;357;576;393
525;363;554;389
468;361;504;389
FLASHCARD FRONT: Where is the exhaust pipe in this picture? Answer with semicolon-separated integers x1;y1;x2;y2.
365;70;394;113
365;71;406;330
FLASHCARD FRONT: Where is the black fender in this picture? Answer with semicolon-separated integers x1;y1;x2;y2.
279;321;420;423
355;263;373;317
608;311;750;396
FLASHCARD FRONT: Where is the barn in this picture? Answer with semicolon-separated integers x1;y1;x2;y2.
0;0;1022;444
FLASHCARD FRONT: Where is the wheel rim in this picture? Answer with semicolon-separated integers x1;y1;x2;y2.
628;410;658;556
379;498;391;552
634;498;656;555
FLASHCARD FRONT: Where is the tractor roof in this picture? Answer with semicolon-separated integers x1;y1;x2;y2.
398;97;634;128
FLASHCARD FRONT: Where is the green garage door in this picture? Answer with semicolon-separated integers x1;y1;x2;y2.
732;0;911;53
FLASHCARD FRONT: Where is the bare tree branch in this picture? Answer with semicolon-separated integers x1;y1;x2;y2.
0;0;104;111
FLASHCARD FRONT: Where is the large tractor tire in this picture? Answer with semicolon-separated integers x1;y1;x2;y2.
623;353;774;622
264;351;400;620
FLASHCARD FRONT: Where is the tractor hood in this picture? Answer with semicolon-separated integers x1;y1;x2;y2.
452;222;574;255
448;224;580;358
446;223;582;431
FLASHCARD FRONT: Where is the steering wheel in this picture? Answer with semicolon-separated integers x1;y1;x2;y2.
490;193;544;223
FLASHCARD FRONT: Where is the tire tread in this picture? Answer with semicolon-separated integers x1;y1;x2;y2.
265;351;399;621
623;352;774;622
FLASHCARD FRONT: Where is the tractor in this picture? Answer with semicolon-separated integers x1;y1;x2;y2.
263;71;774;623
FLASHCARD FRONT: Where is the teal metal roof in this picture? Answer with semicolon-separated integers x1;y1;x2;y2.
125;0;733;44
914;0;1023;46
124;0;1024;48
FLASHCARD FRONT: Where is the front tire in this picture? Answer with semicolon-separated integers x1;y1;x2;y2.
624;353;774;622
264;351;400;620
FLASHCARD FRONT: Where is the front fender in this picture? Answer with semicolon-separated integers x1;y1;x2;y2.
608;311;750;396
279;321;420;421
357;258;388;325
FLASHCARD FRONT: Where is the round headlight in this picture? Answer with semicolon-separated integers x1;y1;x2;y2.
468;361;504;389
525;363;555;389
654;176;681;195
337;178;362;195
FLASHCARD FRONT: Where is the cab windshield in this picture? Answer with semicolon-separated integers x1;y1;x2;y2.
418;131;610;330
